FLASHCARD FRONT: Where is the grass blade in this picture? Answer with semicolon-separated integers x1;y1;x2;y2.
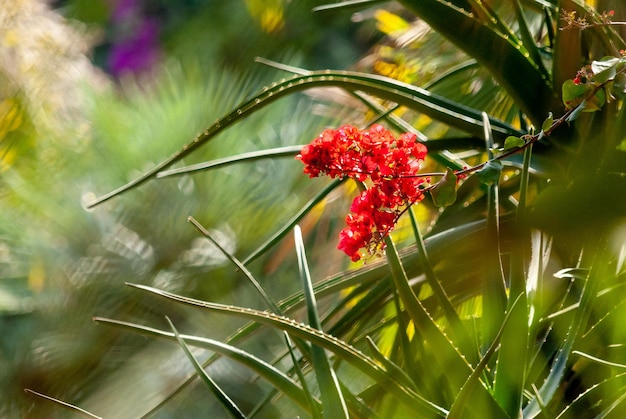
294;225;348;418
24;389;102;419
447;294;523;419
156;145;304;178
187;216;280;313
283;332;322;419
166;317;247;419
242;178;344;265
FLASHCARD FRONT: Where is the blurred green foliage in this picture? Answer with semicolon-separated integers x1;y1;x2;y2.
0;0;373;416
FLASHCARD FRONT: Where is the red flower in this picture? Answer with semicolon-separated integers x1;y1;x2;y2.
298;124;429;260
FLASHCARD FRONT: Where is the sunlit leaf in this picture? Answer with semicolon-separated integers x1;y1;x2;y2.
430;168;457;207
591;57;619;84
541;112;553;133
503;136;525;150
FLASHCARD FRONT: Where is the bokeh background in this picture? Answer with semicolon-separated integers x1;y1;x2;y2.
0;1;379;417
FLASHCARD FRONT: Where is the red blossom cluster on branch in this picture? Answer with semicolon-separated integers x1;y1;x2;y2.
297;124;429;261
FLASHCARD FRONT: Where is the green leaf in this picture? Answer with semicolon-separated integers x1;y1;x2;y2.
408;207;471;358
384;235;507;416
430;168;458;207
86;69;521;208
562;79;589;110
365;336;418;391
397;0;551;126
503;136;525;150
283;332;322;419
24;389;102;419
591;57;619;84
166;317;247;419
93;317;322;414
541;112;553;133
124;283;447;416
512;0;549;79
447;294;523;419
555;372;626;418
383;235;470;390
584;87;606;112
477;159;503;186
187;216;280;313
312;0;386;13
553;268;589;280
156;145;304;178
524;238;612;417
293;225;349;418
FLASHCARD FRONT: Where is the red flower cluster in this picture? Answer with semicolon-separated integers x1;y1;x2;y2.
297;124;428;261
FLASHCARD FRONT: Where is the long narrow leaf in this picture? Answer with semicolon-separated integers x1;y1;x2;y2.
513;0;549;79
480;112;507;351
242;178;344;265
493;142;534;414
365;336;418;391
166;317;247;419
397;0;551;125
157;145;304;178
123;283;447;416
255;57;475;170
555;372;626;419
187;216;280;313
384;235;471;390
312;0;386;13
93;316;321;414
24;389;102;419
293;225;348;418
124;217;504;418
283;332;322;419
87;70;520;208
447;294;524;419
407;207;476;363
384;235;510;416
524;237;614;417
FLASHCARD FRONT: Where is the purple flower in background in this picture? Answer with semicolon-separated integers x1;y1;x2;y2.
107;0;161;77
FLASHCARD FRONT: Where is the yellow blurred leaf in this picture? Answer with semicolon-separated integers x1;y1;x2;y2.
0;98;23;137
28;259;46;293
244;0;285;33
374;9;409;35
0;98;26;171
